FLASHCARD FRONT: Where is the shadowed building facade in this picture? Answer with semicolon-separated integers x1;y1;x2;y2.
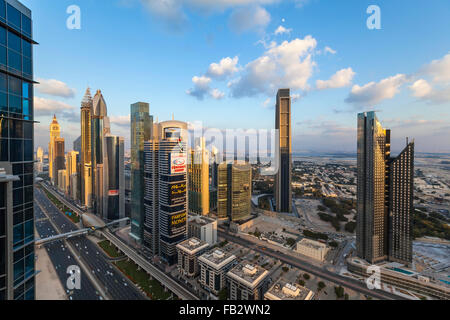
356;111;414;266
275;89;292;213
0;0;36;300
130;102;152;243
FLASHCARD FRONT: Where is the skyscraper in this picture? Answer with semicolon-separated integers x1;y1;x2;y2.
48;115;61;185
54;137;65;186
388;140;414;265
130;102;152;243
143;120;188;265
105;135;125;221
356;111;414;266
188;137;210;216
91;89;109;219
0;0;36;300
66;150;79;200
217;161;252;222
36;147;43;163
275;88;292;213
80;88;93;208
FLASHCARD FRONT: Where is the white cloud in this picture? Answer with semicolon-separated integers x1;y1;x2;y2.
409;79;450;104
206;56;240;79
34;96;75;115
110;115;131;127
140;0;187;31
210;88;225;100
316;68;355;90
186;75;212;100
228;5;271;33
345;74;408;107
421;52;450;83
229;36;317;97
409;79;433;98
186;76;225;100
36;78;75;98
274;25;292;35
291;93;302;102
324;46;337;55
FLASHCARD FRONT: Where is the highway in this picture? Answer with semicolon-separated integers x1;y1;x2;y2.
39;182;199;300
35;202;101;300
218;230;406;300
35;187;147;300
102;230;199;300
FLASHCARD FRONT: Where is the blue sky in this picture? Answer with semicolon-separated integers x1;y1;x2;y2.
24;0;450;153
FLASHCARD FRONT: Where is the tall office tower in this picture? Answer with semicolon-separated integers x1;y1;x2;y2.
143;121;188;265
356;111;414;266
388;141;414;265
188;137;210;216
80;88;93;208
66;151;79;200
0;0;36;300
209;147;219;211
36;147;43;163
356;111;389;264
48;115;61;185
91;89;110;219
73;135;81;153
130;102;152;243
275;88;292;213
217;161;252;222
54;137;65;187
105;135;125;221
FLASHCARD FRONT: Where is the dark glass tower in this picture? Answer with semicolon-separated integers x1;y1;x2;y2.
130;102;152;243
275;89;292;213
357;111;414;266
388;141;414;265
0;0;36;300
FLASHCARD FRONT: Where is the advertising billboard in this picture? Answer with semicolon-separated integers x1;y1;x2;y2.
169;182;186;205
170;152;187;174
169;212;187;236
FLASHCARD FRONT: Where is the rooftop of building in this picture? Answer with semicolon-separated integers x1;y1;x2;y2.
297;238;329;250
227;260;269;289
264;278;314;300
188;214;217;226
198;248;237;269
176;237;209;255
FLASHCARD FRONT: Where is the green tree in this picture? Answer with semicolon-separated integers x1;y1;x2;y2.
334;286;344;299
303;273;310;280
218;288;228;300
318;281;326;291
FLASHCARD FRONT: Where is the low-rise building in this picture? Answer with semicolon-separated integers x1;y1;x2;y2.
198;249;237;296
176;237;210;278
226;261;270;300
347;257;450;300
264;278;314;300
296;238;330;262
57;169;66;193
188;215;218;245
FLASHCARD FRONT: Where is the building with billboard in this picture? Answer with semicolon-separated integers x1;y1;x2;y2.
143;120;188;265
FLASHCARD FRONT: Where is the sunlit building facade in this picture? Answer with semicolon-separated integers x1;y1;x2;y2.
80;88;93;208
356;111;414;266
188;137;209;216
275;88;292;213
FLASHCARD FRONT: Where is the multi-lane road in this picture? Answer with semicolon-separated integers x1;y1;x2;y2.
35;187;147;300
218;230;406;300
35;202;101;300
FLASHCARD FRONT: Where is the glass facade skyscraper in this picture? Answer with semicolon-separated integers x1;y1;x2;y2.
0;0;35;300
357;111;414;266
275;88;292;213
130;102;152;243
